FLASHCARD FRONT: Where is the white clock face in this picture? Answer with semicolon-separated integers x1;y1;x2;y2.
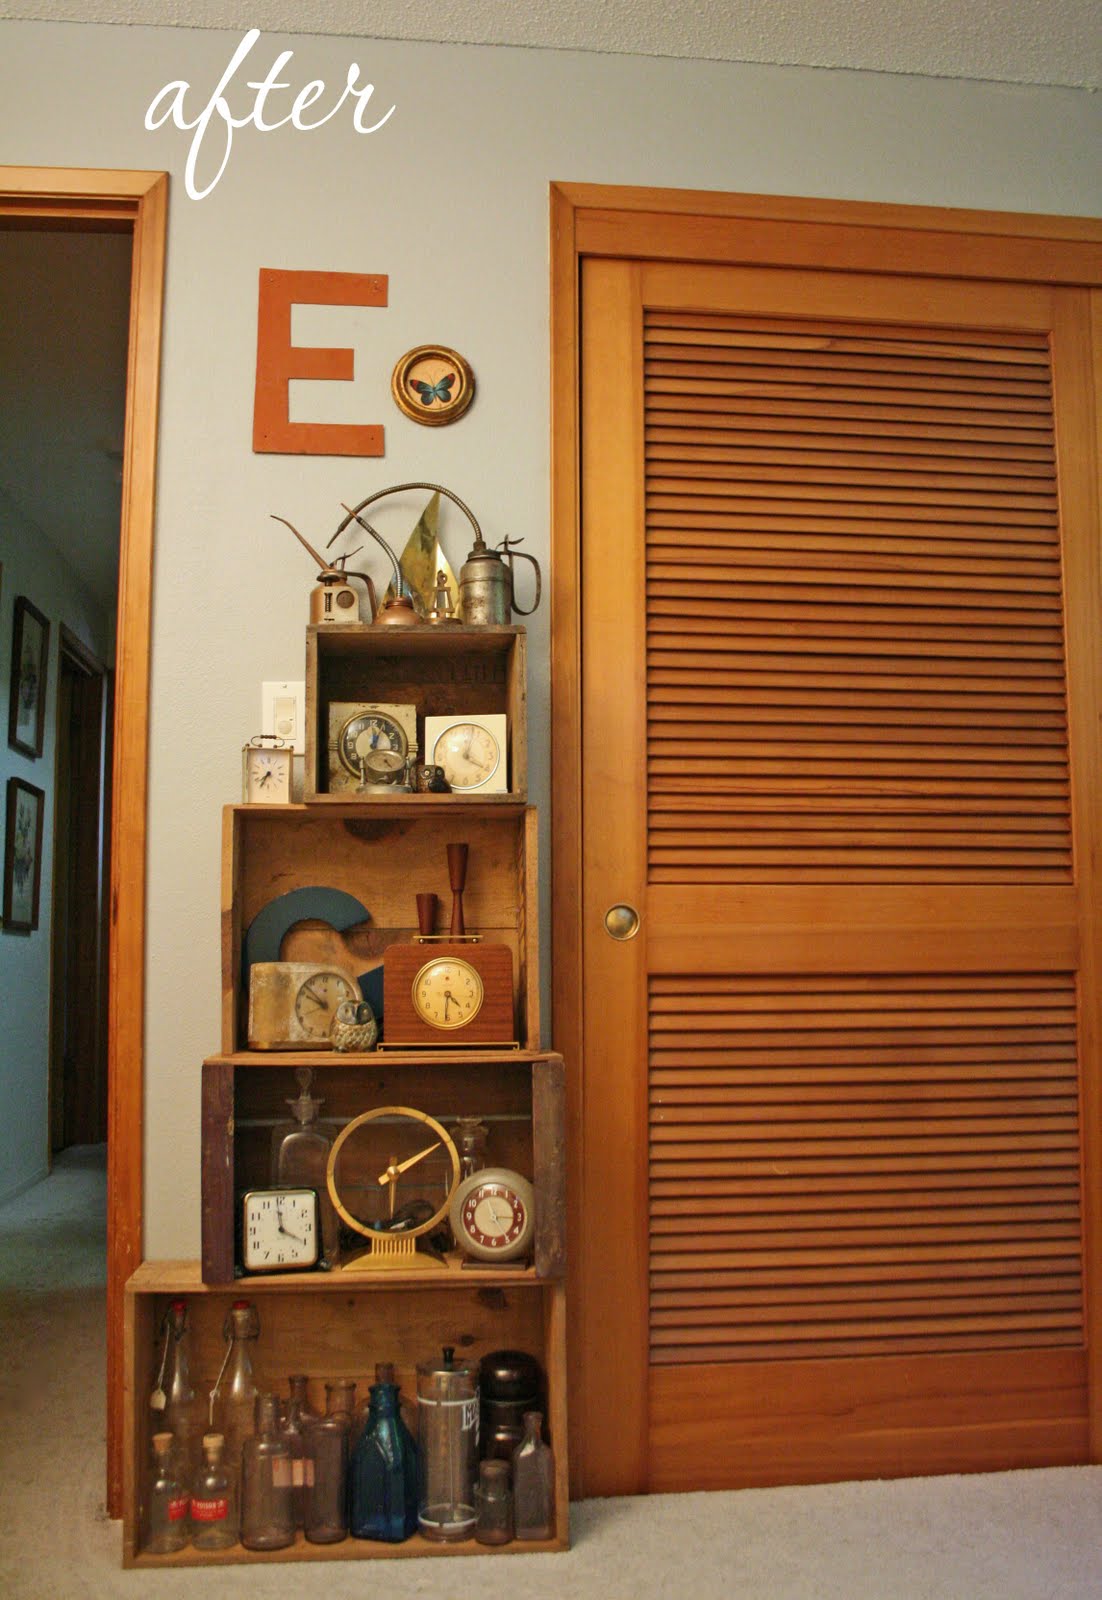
431;723;501;791
246;750;291;802
243;1190;319;1271
412;957;484;1030
294;970;358;1038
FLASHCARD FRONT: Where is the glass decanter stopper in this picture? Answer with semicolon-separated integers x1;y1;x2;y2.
348;1378;419;1542
147;1431;189;1554
240;1393;295;1551
280;1373;319;1528
512;1410;554;1541
189;1432;236;1551
474;1458;513;1546
269;1067;340;1269
303;1379;355;1544
455;1116;489;1179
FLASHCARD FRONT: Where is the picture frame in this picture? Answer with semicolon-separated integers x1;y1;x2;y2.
8;595;50;758
391;344;475;426
3;777;45;932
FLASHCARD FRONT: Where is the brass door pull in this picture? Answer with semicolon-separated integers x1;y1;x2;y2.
603;904;641;941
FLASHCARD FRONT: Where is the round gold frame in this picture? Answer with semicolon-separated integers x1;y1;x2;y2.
391;344;475;426
326;1104;460;1241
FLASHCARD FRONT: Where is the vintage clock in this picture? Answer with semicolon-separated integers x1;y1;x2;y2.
248;961;363;1049
327;701;418;793
241;1187;320;1272
450;1167;536;1264
242;736;293;804
325;1105;460;1271
423;713;508;794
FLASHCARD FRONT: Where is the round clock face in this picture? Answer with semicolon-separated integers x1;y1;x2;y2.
294;969;358;1038
431;722;501;791
243;1189;319;1272
412;956;485;1030
337;710;408;779
450;1169;535;1263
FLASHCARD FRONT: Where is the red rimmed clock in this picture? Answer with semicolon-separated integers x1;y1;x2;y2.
450;1168;535;1263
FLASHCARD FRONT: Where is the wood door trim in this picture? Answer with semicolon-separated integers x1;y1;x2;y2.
0;165;167;1517
550;182;1102;1495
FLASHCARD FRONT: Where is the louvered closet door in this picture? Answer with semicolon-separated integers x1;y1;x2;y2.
579;258;1102;1493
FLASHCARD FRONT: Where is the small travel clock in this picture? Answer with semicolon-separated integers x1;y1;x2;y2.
450;1168;536;1264
242;736;293;804
241;1188;319;1273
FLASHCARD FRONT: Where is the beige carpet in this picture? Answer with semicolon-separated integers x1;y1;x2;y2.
2;1148;1101;1600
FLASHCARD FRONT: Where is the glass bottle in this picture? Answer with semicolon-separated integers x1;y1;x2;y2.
189;1432;236;1551
416;1346;479;1542
150;1298;203;1490
280;1374;319;1528
210;1299;259;1530
474;1458;513;1545
455;1116;489;1178
147;1431;190;1554
512;1411;554;1541
348;1378;419;1542
303;1378;355;1543
269;1067;340;1268
240;1393;295;1551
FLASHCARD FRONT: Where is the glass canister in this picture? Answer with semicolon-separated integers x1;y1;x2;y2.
415;1346;479;1541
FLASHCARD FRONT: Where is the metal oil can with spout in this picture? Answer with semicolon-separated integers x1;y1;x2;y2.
458;533;542;626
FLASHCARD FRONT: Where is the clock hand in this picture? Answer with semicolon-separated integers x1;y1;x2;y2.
377;1140;442;1186
298;981;329;1008
258;769;272;787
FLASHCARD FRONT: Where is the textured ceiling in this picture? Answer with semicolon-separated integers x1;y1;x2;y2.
2;0;1100;90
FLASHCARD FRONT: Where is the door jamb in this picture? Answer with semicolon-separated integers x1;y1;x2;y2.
549;180;1102;1494
0;165;167;1518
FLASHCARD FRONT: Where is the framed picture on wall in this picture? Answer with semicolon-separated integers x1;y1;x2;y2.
8;595;50;758
3;777;45;932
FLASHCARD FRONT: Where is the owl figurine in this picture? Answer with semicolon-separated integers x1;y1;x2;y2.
330;998;379;1052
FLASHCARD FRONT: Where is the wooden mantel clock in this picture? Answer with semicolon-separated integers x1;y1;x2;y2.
382;843;516;1047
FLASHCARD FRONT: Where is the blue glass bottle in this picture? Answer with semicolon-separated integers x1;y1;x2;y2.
348;1380;419;1542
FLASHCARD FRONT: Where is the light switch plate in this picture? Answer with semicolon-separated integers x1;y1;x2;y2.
262;681;305;754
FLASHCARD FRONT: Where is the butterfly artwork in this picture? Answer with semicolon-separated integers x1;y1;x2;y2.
409;371;456;408
392;345;475;426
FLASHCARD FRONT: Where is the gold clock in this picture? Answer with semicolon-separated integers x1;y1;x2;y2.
412;954;485;1030
325;1105;460;1271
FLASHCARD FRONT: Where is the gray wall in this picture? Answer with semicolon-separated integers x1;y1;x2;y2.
0;19;1099;1254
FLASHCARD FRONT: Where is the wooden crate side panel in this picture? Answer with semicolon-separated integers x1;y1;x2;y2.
201;1061;236;1285
533;1056;567;1279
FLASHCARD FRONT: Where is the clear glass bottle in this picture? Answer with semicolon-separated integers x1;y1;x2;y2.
474;1458;513;1545
455;1116;489;1178
280;1373;319;1528
512;1411;554;1541
151;1299;203;1490
189;1432;236;1551
147;1430;190;1554
240;1394;295;1551
210;1299;259;1531
348;1378;419;1542
269;1067;340;1268
303;1379;355;1543
416;1346;479;1542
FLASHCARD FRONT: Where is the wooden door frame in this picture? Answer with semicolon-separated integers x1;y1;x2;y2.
549;181;1102;1494
0;165;167;1517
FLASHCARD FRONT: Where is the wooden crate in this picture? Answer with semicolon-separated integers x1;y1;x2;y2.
123;1263;569;1566
201;1050;566;1287
304;625;527;801
221;803;539;1054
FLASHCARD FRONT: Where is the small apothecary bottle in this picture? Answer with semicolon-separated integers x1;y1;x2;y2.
280;1373;319;1528
512;1411;554;1541
189;1432;236;1551
304;1378;356;1543
240;1394;295;1551
147;1431;190;1554
474;1458;513;1545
